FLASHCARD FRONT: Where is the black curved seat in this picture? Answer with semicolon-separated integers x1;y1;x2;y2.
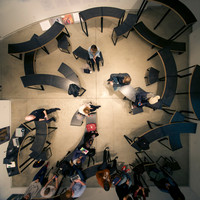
147;0;197;26
20;74;72;91
8;22;66;60
124;122;197;152
111;13;138;45
24;51;36;75
189;65;200;120
58;62;80;86
133;22;186;53
79;7;125;36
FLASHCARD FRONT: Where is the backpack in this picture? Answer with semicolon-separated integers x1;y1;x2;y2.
86;123;97;132
68;84;80;97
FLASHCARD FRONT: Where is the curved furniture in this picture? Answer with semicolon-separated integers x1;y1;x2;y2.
124;122;197;152
189;65;200;120
3;122;34;176
111;13;137;45
8;22;68;60
70;110;85;126
56;32;70;54
79;7;125;36
133;22;186;53
21;74;73;91
137;0;197;40
24;51;37;75
147;48;177;107
3;121;57;177
58;62;80;87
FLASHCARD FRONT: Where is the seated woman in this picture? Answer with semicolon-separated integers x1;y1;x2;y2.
96;147;118;191
107;73;131;91
72;148;87;167
78;102;101;117
88;44;101;71
131;87;162;110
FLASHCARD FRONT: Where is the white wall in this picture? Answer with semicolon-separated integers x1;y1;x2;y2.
188;27;200;198
0;0;141;39
0;101;26;200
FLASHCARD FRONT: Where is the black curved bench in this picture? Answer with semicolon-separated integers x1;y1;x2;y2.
3;122;35;176
124;122;197;152
111;13;137;45
133;22;186;53
8;22;68;60
137;0;197;41
20;74;72;91
79;7;125;36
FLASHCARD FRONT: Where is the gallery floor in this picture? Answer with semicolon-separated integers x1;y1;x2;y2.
0;6;192;195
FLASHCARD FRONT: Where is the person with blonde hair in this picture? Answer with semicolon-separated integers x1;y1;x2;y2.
107;73;131;91
78;102;101;117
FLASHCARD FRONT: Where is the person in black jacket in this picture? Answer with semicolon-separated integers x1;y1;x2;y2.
25;108;60;122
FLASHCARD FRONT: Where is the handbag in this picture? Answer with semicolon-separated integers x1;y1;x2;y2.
86;123;97;132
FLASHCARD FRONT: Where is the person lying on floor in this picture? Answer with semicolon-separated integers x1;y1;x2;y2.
107;73;131;91
96;147;118;191
78;102;101;117
146;166;185;200
25;108;60;123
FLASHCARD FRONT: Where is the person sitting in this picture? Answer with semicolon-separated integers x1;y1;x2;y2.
96;147;118;191
78;102;101;117
40;175;59;198
131;87;162;110
25;108;60;123
22;162;49;200
72;148;87;167
82;130;99;150
64;164;86;199
107;73;131;91
88;44;101;71
147;166;185;200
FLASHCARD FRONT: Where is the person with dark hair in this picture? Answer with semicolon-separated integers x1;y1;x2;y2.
65;170;86;199
25;108;60;122
107;73;131;91
40;175;59;198
96;147;118;191
147;166;185;200
22;163;49;200
82;130;99;150
72;148;87;167
88;44;101;71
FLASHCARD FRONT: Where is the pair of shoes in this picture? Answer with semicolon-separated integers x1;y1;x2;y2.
55;108;61;111
121;166;126;171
